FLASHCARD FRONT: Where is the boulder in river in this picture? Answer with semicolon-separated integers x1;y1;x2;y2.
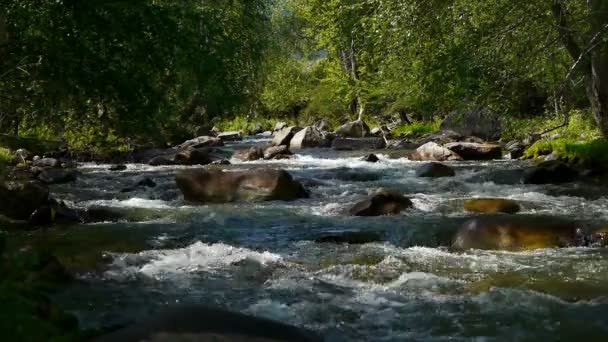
274;122;288;132
271;126;302;146
452;216;578;251
463;198;520;214
386;139;419;150
176;169;309;203
444;142;502;160
148;154;176;166
332;138;386;150
0;180;49;220
417;130;463;145
109;164;127;171
93;305;322;342
314;119;331;132
522;160;578;184
362;153;379;163
440;107;502;141
264;145;292;160
38;168;78;184
121;177;156;193
217;131;243;142
232;146;264;161
349;189;413;216
290;126;328;150
335;120;370;138
409;142;463;161
416;162;455;177
33;157;60;168
175;147;214;165
178;136;224;150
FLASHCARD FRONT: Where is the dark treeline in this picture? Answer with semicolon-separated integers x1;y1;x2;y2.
1;0;607;151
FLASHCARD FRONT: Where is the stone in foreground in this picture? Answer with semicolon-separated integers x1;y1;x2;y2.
444;142;502;160
464;198;520;214
409;142;463;161
94;305;322;342
452;216;578;251
176;169;308;203
349;189;413;216
415;162;455;177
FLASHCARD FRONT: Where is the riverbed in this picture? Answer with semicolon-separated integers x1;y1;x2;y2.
49;138;608;341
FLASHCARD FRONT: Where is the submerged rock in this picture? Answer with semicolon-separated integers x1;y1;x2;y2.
335;120;370;138
452;216;578;251
175;169;308;203
121;177;156;193
331;138;386;150
463;198;520;214
409;142;463;161
349;189;413;216
522;160;578;184
444;142;502;160
315;231;381;244
415;162;455;178
93;305;322;342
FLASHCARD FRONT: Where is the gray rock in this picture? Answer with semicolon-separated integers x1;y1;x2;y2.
271;126;302;146
440;107;502;141
314;119;332;132
274;122;288;131
289;126;327;150
232;146;264;161
335;120;371;138
264;145;292;160
178;136;223;150
416;162;455;177
331;138;386;150
217;131;243;142
33;158;60;168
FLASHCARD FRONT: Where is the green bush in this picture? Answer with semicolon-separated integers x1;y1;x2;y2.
0;147;12;180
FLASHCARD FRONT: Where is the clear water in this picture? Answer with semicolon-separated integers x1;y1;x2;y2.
51;139;608;341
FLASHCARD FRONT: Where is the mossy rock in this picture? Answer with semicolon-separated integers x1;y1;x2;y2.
452;216;578;251
463;198;520;214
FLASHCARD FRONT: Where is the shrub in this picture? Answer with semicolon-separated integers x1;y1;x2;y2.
524;138;608;167
391;120;441;137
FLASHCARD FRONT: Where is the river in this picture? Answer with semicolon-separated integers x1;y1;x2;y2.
48;137;608;341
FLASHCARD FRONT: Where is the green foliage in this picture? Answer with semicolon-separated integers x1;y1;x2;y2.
524;138;608;167
502;110;601;141
0;147;11;180
392;120;442;137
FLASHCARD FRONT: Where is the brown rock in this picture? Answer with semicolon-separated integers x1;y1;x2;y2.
232;146;264;161
349;189;413;216
175;169;308;203
444;142;502;160
409;142;463;161
464;198;521;214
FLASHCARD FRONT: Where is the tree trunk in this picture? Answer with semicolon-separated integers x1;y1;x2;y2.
587;52;608;136
552;0;608;136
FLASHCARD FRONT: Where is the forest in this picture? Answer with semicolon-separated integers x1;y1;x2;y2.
1;0;607;154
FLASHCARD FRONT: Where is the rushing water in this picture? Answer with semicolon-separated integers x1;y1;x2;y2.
50;138;608;341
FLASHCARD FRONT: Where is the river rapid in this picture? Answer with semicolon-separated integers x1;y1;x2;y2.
49;138;608;341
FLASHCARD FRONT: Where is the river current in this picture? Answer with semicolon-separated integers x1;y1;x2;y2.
49;138;608;341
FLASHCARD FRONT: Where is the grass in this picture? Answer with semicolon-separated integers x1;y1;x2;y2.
0;147;12;180
524;138;608;167
214;115;299;135
391;119;441;137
